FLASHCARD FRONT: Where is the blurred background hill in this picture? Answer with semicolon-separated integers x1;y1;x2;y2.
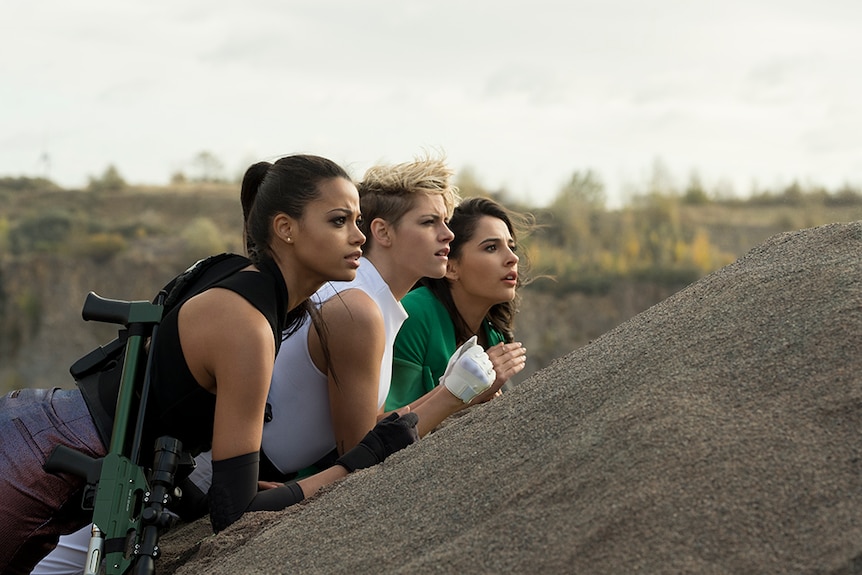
1;166;861;393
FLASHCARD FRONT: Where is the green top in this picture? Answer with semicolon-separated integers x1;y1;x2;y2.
387;286;506;411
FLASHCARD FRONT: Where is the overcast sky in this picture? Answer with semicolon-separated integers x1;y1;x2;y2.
2;0;860;207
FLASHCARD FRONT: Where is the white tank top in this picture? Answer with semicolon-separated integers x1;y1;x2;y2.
261;258;407;474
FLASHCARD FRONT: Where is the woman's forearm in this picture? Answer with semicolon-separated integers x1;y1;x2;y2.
409;385;464;437
296;463;350;498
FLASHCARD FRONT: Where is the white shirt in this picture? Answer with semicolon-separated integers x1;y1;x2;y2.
260;257;407;474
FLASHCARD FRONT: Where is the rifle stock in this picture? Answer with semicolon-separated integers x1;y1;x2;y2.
45;293;182;575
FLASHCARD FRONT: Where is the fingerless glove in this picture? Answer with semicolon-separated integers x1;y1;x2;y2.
440;336;496;402
336;412;419;472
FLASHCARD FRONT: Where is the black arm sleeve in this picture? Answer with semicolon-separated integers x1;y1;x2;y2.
209;452;258;533
208;451;306;533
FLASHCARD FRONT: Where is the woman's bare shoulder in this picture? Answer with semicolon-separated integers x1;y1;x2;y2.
179;287;275;385
319;288;384;328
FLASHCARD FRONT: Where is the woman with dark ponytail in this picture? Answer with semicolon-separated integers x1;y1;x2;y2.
1;154;420;574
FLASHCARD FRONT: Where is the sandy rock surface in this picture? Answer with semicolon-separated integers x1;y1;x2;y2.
160;221;862;574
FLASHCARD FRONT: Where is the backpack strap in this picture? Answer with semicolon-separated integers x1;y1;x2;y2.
73;253;251;448
160;253;251;310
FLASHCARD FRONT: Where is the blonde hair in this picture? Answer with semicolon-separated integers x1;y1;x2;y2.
357;153;460;251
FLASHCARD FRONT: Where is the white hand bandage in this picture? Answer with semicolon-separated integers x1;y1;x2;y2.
440;336;496;403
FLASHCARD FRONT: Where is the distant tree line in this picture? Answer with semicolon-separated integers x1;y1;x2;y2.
456;164;862;294
2;160;861;296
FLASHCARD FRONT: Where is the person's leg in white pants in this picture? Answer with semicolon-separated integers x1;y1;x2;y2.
30;453;214;574
29;525;89;575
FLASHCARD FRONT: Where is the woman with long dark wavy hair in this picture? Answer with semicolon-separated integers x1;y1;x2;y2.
387;196;533;411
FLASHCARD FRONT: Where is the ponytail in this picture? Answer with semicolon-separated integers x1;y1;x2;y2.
240;162;272;260
242;155;350;265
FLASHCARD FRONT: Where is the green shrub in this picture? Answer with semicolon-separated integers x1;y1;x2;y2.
9;211;76;254
0;217;9;253
87;165;127;193
72;232;128;262
0;176;61;192
181;217;228;261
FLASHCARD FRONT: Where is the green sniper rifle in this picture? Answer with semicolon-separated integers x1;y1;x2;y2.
44;291;190;575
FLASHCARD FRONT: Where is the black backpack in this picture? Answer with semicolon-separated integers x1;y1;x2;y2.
72;252;251;447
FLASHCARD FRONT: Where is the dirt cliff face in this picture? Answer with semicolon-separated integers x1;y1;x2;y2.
0;252;683;393
160;221;862;574
0;253;184;391
0;184;243;393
